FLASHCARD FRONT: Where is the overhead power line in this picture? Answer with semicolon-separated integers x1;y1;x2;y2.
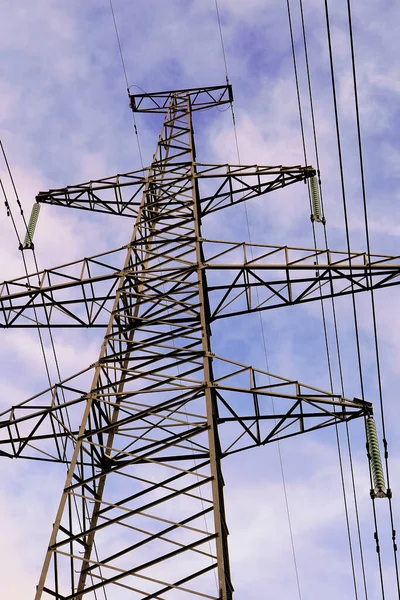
109;0;144;170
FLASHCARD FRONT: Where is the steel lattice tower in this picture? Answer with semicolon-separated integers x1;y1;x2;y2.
1;85;398;599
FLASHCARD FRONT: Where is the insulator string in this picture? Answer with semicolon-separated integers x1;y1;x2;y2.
23;202;41;248
309;175;323;222
366;417;387;498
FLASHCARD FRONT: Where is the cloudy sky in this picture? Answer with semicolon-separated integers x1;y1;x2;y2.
1;0;400;598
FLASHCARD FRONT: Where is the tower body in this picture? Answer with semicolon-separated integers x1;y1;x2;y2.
0;86;386;599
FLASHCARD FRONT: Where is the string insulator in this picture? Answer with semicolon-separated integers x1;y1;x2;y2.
23;203;41;249
309;175;324;223
366;416;387;499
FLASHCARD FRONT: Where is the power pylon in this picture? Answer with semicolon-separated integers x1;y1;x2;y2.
0;85;398;599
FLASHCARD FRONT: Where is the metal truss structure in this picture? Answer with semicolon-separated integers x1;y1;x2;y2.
1;84;399;599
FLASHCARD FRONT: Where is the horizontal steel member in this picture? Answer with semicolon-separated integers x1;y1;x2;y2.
129;84;233;113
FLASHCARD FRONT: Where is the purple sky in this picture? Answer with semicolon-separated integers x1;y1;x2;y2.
1;1;400;598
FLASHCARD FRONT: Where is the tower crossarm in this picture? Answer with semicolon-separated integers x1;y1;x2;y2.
202;240;400;319
0;355;372;462
208;356;372;456
0;366;95;462
1;241;399;328
36;169;147;217
129;84;233;113
197;163;315;215
0;245;126;327
35;163;314;218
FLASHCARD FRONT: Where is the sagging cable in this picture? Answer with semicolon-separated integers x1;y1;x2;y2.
309;174;325;224
366;416;389;499
22;202;41;250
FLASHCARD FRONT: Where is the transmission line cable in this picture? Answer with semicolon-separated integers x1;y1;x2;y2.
295;2;370;596
109;0;144;171
296;0;372;595
321;5;387;595
323;1;387;596
345;0;400;593
285;2;364;596
323;0;365;399
286;0;308;166
214;2;303;597
214;0;241;165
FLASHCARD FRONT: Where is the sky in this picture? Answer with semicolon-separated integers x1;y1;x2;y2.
1;0;400;598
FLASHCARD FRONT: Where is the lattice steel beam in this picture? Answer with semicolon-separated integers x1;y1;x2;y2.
129;84;233;113
0;357;371;463
36;164;314;218
1;241;399;327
